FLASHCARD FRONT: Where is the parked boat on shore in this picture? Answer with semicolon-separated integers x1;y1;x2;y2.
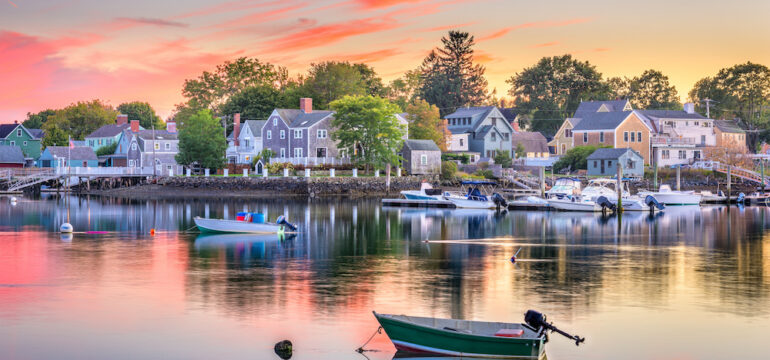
638;185;701;206
194;214;297;234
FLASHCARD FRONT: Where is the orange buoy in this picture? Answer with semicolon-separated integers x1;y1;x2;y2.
150;229;155;235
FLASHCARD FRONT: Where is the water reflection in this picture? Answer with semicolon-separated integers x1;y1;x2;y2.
0;195;769;359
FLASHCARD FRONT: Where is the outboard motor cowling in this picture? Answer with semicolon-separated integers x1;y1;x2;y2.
492;193;508;208
276;215;297;231
595;196;616;212
524;309;586;346
644;195;665;210
737;192;746;204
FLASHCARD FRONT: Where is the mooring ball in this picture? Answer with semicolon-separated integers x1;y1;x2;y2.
60;223;73;233
274;340;292;359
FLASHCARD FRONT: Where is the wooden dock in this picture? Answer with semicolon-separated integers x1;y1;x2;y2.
381;198;456;208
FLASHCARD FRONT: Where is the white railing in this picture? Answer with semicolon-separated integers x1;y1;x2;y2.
269;157;352;166
55;166;154;176
651;136;696;146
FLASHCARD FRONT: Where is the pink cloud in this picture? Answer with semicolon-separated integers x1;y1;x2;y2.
212;3;308;29
530;41;559;48
425;22;476;32
332;48;403;63
7;0;17;8
354;0;429;9
477;18;592;42
174;0;289;19
263;17;400;53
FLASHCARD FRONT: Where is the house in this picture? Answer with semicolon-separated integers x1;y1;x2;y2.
549;100;633;156
126;120;182;176
444;106;515;159
262;98;340;163
0;145;25;168
511;132;549;159
0;122;42;161
548;117;581;155
573;99;632;118
499;108;522;131
37;146;98;168
587;148;644;177
226;113;266;164
714;120;747;151
637;104;716;167
400;139;441;175
85;114;141;152
571;111;652;164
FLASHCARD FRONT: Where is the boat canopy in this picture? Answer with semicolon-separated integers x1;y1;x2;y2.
461;180;497;185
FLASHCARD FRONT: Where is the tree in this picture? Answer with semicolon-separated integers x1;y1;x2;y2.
405;99;446;151
514;143;526;159
507;55;610;135
220;85;282;120
303;61;374;109
494;150;512;168
612;69;680;110
329;95;405;173
42;100;117;143
418;31;488;117
441;160;458;180
552;145;605;173
176;109;227;170
41;126;68;148
703;138;752;169
181;57;282;113
117;101;164;129
23;109;56;129
96;142;118;156
386;69;422;110
689;62;770;141
353;63;386;97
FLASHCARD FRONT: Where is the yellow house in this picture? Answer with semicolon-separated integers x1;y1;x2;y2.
549;118;581;155
572;111;652;165
714;120;747;151
550;100;633;155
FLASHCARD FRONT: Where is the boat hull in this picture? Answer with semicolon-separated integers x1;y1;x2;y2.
638;192;701;206
547;199;602;212
401;191;443;201
375;313;545;359
610;198;662;212
194;217;286;234
445;197;496;209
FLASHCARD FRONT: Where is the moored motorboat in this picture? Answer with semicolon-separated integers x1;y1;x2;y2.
444;181;507;209
373;310;583;359
547;178;626;212
638;185;701;206
545;177;582;199
401;182;445;201
194;215;297;234
697;190;727;204
610;195;665;212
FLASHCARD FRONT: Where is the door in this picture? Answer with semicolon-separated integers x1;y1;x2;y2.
600;160;605;174
257;163;263;175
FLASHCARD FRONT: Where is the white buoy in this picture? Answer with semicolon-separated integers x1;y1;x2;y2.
10;196;17;202
60;223;73;233
60;233;73;242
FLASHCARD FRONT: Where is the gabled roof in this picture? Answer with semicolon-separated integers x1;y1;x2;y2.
135;130;178;141
714;120;745;134
244;120;266;136
28;129;44;139
275;109;334;128
587;147;641;160
86;124;131;138
499;108;519;123
445;106;496;119
573;100;632;118
45;146;98;160
511;132;549;153
0;124;18;138
572;111;634;131
403;139;440;151
0;145;24;163
639;110;706;120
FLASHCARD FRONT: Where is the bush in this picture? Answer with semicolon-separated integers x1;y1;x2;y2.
95;142;118;156
267;162;294;174
494;150;512;168
474;169;495;179
442;153;470;164
441;161;458;180
553;145;608;173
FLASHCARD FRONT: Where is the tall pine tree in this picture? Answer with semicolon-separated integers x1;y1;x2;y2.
418;31;488;117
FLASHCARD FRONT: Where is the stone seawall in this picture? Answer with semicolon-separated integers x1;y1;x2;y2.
93;175;439;198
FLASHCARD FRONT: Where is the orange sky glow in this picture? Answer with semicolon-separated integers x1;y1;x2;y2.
1;0;768;122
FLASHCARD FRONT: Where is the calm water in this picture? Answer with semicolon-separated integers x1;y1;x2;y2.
1;194;769;360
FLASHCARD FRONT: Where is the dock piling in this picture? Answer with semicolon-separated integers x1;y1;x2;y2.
676;165;681;191
727;165;732;199
616;164;623;214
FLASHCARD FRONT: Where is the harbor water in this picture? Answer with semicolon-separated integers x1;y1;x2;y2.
1;194;769;359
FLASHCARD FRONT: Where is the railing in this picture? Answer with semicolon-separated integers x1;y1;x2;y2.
713;163;763;184
270;157;352;166
651;136;696;146
56;166;155;176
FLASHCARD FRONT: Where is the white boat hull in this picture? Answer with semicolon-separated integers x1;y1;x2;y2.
401;190;443;201
638;192;701;205
194;217;287;234
610;197;662;212
445;196;496;209
547;198;603;212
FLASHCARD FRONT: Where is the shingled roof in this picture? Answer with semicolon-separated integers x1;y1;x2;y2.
45;146;98;160
275;109;334;128
638;110;706;120
0;124;19;138
586;148;641;160
572;111;635;131
403;139;440;151
714;120;745;133
86;124;131;138
0;145;25;164
511;132;549;154
573;100;632;118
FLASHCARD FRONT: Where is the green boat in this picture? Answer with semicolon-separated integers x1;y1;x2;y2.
373;310;584;359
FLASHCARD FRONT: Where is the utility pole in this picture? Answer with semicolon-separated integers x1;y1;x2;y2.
702;98;716;119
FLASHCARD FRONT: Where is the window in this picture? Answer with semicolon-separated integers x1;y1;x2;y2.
627;160;635;169
244;139;249;147
694;150;701;159
459;138;464;147
678;150;686;159
294;148;303;158
99;139;102;145
630;132;635;142
167;165;172;171
280;130;285;139
23;141;27;146
593;161;598;168
90;140;94;147
280;148;285;158
131;143;137;151
491;132;496;141
701;135;706;145
16;129;21;137
267;130;272;139
421;154;428;165
504;133;509;141
694;122;699;126
600;132;605;143
637;132;642;142
273;118;277;126
9;141;14;146
165;143;170;150
608;160;613;167
129;160;135;167
624;131;629;142
154;143;160;150
317;148;327;157
662;150;670;159
294;130;302;139
583;133;587;143
317;129;327;138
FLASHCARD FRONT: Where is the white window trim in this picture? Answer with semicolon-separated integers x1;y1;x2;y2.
280;130;285;139
165;143;170;150
294;148;303;158
420;154;428;165
280;148;285;158
267;130;272;139
294;130;302;139
131;143;137;151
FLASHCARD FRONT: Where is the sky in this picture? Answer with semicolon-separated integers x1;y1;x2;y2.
1;0;769;124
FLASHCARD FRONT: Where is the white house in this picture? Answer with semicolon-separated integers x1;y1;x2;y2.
639;103;715;168
226;113;266;164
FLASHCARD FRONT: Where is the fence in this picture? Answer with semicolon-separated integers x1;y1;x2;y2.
269;157;352;166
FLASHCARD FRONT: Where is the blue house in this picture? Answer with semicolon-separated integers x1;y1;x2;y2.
37;146;99;168
445;106;515;159
587;148;644;178
84;115;143;152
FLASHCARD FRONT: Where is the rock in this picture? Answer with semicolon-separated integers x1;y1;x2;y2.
274;340;293;359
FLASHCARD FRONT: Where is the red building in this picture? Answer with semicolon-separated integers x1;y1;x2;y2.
0;145;25;168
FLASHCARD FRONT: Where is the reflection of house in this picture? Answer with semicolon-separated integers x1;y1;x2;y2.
38;146;98;168
511;132;549;158
572;111;652;164
445;106;515;158
587;148;644;177
226;113;266;164
714;120;746;150
0;145;25;168
400;139;441;175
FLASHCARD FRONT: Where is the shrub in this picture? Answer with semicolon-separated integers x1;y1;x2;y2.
267;162;294;174
441;161;458;180
474;169;495;179
494;150;512;168
442;153;470;164
553;145;608;173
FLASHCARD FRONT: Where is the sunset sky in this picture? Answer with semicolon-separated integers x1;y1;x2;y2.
1;0;768;123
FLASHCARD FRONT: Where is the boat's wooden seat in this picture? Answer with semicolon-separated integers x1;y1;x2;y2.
494;329;524;337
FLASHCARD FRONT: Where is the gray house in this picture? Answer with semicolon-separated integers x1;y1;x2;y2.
261;98;338;162
445;106;515;159
587;148;644;177
126;125;182;176
400;139;441;175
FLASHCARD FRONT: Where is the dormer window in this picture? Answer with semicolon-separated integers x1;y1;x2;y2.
273;118;277;126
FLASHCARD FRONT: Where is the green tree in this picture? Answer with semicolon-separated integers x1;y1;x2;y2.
441;160;458;180
117;101;164;129
329;95;405;173
42;100;117;143
303;61;374;109
611;69;680;110
41;126;68;148
494;150;512;168
552;145;605;172
176;109;227;170
353;63;386;97
418;31;488;117
96;142;118;156
514;143;526;159
507;55;610;135
386;69;422;110
405;99;446;151
23;109;56;129
220;85;282;121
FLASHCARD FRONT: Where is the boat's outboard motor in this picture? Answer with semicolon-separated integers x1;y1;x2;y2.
644;195;665;211
595;196;616;212
492;193;508;209
276;215;297;231
524;310;585;346
737;192;746;204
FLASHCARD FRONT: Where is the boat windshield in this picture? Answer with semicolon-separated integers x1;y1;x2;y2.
547;178;580;193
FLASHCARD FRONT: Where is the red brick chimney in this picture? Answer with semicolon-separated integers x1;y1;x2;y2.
512;117;520;132
233;113;241;146
166;121;176;133
300;98;312;113
130;120;139;133
117;114;128;126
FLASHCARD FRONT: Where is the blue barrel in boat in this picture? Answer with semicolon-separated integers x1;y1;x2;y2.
236;212;248;221
251;213;265;223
